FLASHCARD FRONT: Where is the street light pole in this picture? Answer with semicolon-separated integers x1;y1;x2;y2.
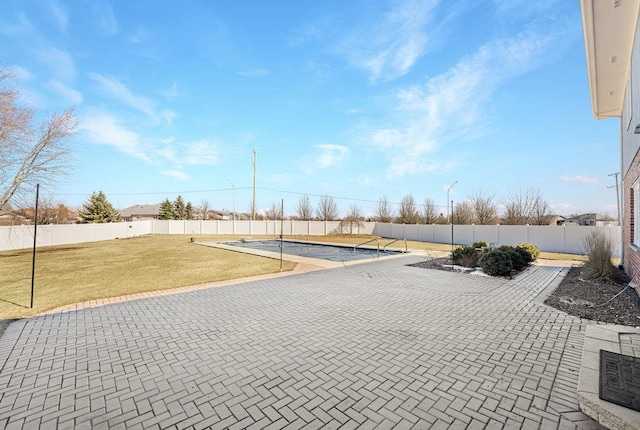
446;180;458;223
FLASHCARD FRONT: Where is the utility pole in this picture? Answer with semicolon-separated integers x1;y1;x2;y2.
608;172;621;225
252;150;257;221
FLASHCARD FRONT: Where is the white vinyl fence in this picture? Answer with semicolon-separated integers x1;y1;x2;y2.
0;220;621;256
0;220;375;251
372;223;622;257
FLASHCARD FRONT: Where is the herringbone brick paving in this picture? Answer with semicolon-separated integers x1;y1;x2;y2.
0;257;603;429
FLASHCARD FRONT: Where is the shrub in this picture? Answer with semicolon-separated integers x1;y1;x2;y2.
515;245;534;264
479;250;513;276
582;230;626;282
498;246;527;271
517;242;540;260
472;241;488;249
452;246;480;268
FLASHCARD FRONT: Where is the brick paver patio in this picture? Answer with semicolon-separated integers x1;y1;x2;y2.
0;256;601;429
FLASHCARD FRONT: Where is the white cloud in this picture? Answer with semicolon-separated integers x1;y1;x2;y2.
161;110;177;125
91;1;118;36
129;26;150;44
38;47;76;83
50;2;68;32
162;170;189;181
0;13;35;37
46;80;83;104
80;111;218;169
182;140;218;165
80;112;150;161
560;175;599;184
369;24;564;177
337;0;438;83
316;144;350;168
89;73;160;121
493;0;560;19
9;65;35;81
238;68;270;78
157;139;218;166
161;82;183;100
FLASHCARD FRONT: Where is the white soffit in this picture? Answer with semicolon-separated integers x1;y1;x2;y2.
581;0;640;118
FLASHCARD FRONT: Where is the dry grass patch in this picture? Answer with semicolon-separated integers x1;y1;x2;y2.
0;235;294;319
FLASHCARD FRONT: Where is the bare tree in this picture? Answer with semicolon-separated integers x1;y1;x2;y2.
199;199;211;220
16;195;61;224
56;203;73;224
267;201;283;220
530;198;551;225
502;187;549;225
37;196;62;224
451;201;474;224
469;189;498;225
397;194;420;224
295;195;314;220
0;69;77;208
338;204;365;234
316;194;339;221
375;196;394;222
422;198;439;224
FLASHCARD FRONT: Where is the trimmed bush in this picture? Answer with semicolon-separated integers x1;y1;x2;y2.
479;250;513;276
515;245;533;264
517;242;539;260
452;246;480;268
472;241;488;249
497;246;527;271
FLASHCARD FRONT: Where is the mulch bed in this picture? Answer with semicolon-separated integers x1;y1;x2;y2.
544;265;640;327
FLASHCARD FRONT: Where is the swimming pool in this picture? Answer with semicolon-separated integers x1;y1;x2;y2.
223;240;402;262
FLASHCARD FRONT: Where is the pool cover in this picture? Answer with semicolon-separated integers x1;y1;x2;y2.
224;240;402;262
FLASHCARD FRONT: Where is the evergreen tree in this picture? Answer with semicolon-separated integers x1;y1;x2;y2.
174;195;187;220
79;191;121;223
159;198;175;220
185;202;193;220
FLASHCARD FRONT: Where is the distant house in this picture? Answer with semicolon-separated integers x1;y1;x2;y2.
544;215;566;226
0;202;18;225
119;204;161;222
562;213;618;227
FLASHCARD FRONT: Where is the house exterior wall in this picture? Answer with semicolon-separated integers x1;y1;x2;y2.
622;19;640;287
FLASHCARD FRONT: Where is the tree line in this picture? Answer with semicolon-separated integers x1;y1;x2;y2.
25;187;553;225
265;187;553;225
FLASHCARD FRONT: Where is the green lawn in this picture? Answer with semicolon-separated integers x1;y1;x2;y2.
0;233;587;319
0;235;294;319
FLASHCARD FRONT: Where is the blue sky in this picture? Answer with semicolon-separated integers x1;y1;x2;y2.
1;0;621;218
